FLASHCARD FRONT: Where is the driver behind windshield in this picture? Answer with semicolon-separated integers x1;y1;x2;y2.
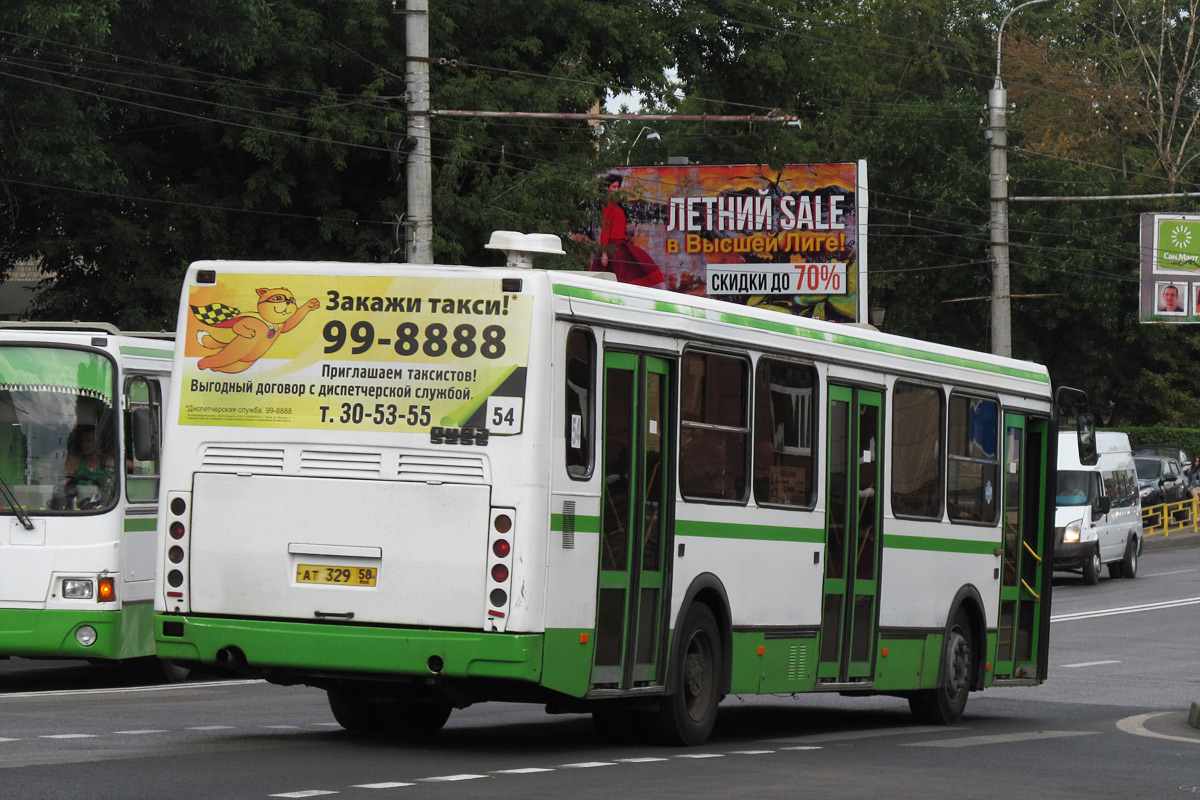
60;424;116;507
1057;475;1087;504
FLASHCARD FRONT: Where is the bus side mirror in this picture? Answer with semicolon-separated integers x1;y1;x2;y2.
1076;412;1098;466
131;408;158;462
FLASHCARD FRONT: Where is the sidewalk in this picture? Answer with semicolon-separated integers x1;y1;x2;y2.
1141;524;1200;552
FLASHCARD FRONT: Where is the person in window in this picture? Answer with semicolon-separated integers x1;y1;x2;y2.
1056;475;1087;504
61;425;116;504
588;174;667;289
1189;456;1200;501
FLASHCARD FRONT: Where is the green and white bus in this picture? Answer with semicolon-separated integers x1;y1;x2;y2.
155;234;1081;744
1;323;175;673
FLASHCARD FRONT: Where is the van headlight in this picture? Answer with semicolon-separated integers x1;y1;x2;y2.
1063;519;1082;543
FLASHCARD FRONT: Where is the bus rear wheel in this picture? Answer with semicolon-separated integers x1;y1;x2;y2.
328;690;452;738
653;603;721;746
909;610;973;725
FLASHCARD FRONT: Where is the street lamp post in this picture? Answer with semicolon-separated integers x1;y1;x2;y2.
626;127;660;165
989;0;1050;358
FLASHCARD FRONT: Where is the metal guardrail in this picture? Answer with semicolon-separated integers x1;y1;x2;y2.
1142;495;1200;537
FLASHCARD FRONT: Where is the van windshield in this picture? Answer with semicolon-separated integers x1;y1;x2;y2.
1055;470;1090;506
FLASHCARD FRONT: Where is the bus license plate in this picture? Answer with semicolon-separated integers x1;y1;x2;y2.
296;564;378;587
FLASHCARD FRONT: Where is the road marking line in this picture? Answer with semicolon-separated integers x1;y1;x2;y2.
558;762;615;768
769;725;960;743
263;725;302;730
420;774;490;782
900;730;1098;747
39;734;96;739
114;730;168;735
270;792;338;798
675;753;724;758
1052;596;1200;622
0;679;261;700
0;738;18;742
187;725;235;731
780;745;822;751
1060;660;1121;668
352;782;416;788
615;757;669;763
493;768;555;774
731;750;774;755
1145;569;1196;577
1117;712;1200;745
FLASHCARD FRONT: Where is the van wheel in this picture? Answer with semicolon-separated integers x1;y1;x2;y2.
1121;537;1138;579
1082;548;1101;585
909;610;973;724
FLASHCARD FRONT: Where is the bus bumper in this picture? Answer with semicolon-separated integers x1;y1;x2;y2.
0;605;153;661
155;614;544;684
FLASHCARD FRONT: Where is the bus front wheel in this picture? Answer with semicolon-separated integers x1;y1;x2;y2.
909;610;973;725
654;603;722;746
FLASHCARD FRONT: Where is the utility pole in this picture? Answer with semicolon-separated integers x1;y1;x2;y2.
404;0;433;264
989;0;1050;358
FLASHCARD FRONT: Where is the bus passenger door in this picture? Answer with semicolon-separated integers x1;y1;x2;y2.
591;352;672;690
995;415;1046;680
818;385;883;684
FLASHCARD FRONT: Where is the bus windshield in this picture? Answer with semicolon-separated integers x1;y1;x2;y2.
0;346;119;514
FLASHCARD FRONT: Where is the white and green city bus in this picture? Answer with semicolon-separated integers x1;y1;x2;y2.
154;234;1086;745
0;323;175;674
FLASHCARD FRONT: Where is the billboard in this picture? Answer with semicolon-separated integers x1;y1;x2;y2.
1140;213;1200;323
577;162;867;323
180;272;531;435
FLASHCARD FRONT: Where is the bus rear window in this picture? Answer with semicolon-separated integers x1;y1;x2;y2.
565;328;595;479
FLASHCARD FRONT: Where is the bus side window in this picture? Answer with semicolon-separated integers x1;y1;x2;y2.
752;358;816;507
125;376;163;502
892;382;944;519
565;328;595;479
680;350;749;502
947;394;1000;524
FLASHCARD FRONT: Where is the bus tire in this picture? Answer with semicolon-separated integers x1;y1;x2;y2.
384;697;453;738
328;689;388;733
653;603;721;746
1120;537;1138;580
909;610;973;725
1082;547;1101;585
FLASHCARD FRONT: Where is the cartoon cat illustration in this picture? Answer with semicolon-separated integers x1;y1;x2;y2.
192;287;320;373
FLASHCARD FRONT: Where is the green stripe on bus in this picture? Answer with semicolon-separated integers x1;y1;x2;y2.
550;513;600;533
883;534;999;555
124;517;158;532
119;346;172;359
676;519;824;543
553;284;1049;384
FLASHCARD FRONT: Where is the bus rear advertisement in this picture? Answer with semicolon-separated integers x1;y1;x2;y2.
155;243;1076;745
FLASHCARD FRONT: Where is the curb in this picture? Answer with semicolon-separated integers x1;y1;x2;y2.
1140;529;1200;552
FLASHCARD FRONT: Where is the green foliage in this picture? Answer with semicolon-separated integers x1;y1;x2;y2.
2;0;1200;427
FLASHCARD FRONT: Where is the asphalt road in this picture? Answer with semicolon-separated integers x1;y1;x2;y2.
1;541;1197;800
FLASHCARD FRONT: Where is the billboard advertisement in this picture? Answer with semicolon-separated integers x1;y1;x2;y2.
577;162;867;322
180;272;531;436
1140;213;1200;323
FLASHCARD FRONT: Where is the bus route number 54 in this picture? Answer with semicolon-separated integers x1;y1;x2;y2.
486;397;523;434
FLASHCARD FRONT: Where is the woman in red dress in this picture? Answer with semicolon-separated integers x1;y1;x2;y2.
589;174;666;289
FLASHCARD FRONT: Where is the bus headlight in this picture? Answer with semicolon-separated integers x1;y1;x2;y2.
1063;520;1082;543
63;579;94;599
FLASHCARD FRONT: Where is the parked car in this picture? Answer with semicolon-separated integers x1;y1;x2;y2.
1134;456;1189;506
1134;444;1192;477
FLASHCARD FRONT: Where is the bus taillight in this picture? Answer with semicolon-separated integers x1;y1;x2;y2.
486;508;515;629
163;491;191;610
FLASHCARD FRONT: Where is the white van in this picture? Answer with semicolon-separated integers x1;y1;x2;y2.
1053;431;1142;584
